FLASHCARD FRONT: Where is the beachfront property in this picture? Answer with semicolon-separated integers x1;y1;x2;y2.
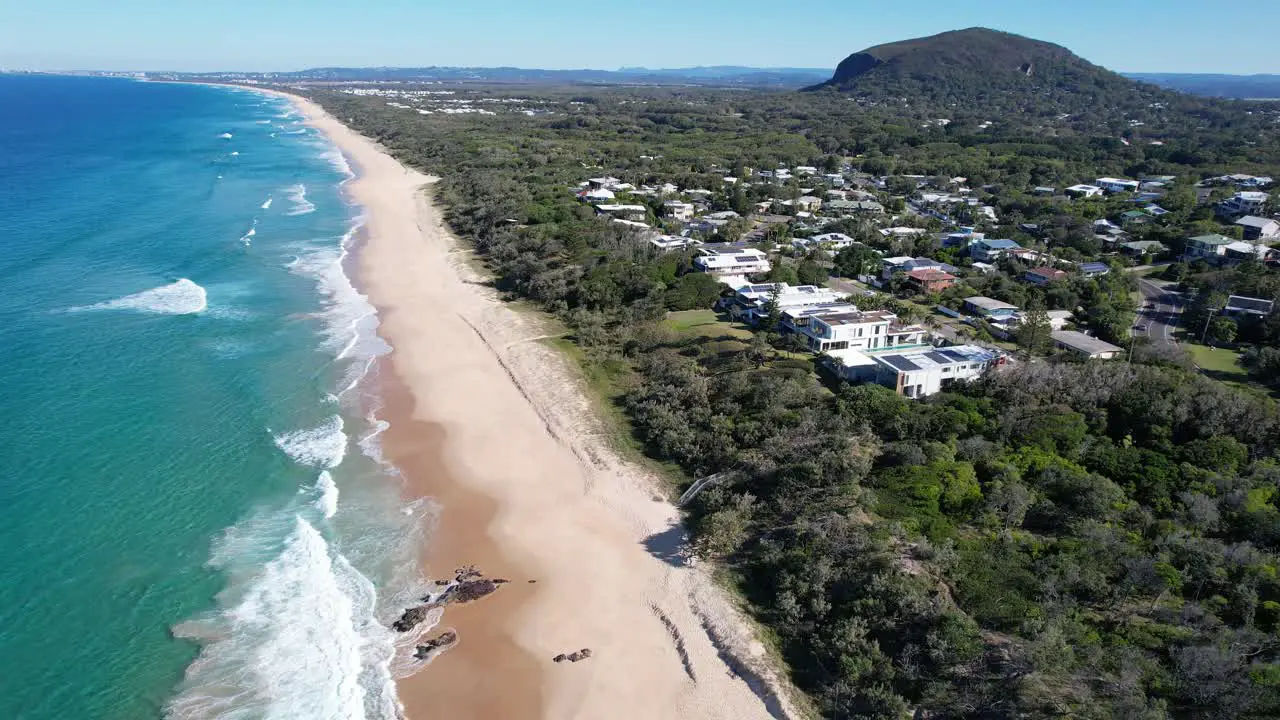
1051;330;1124;360
693;246;771;277
798;309;926;353
726;283;845;324
1066;184;1105;198
1223;295;1276;318
969;238;1022;262
825;344;1004;398
1023;267;1069;286
1096;177;1140;193
1235;215;1280;241
964;296;1019;320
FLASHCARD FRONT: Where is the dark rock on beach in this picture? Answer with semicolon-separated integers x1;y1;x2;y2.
414;630;459;660
392;605;432;633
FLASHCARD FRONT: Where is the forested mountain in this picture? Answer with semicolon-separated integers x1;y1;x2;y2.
807;27;1166;107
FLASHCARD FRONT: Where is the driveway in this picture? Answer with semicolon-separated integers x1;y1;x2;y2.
1136;278;1184;346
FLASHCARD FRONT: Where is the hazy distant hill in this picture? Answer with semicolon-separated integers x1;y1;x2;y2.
1127;73;1280;99
156;65;831;88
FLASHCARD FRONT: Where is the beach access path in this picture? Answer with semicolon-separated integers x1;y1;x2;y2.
269;87;802;720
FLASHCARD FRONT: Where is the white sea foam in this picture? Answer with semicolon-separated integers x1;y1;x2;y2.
261;196;273;210
230;151;240;157
219;132;233;139
70;278;207;315
321;147;354;178
285;184;316;216
240;219;257;246
316;471;339;519
256;119;272;125
274;415;348;469
167;515;401;720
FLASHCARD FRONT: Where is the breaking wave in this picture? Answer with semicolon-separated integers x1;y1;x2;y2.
274;415;348;469
285;184;315;216
218;132;233;139
261;196;273;210
70;278;207;315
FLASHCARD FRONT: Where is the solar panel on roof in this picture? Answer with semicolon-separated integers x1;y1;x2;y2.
884;356;921;372
926;351;951;364
940;349;966;361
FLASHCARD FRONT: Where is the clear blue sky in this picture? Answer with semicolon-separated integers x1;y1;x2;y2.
1;0;1275;74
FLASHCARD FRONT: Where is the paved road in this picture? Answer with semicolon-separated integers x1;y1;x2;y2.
1136;278;1184;346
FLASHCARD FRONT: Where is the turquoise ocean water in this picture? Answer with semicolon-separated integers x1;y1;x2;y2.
0;75;430;719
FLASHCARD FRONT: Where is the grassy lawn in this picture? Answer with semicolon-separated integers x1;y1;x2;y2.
1183;343;1256;391
663;309;754;339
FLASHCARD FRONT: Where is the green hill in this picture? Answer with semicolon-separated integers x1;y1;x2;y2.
807;27;1154;106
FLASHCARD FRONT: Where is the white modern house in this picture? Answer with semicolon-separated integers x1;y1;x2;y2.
826;344;1004;398
726;282;844;324
649;235;702;252
793;232;858;251
694;247;771;277
800;310;927;353
1096;177;1140;193
663;201;695;221
1066;184;1105;198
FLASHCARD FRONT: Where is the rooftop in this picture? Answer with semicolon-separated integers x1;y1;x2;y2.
870;344;1002;373
1052;330;1123;356
965;296;1019;311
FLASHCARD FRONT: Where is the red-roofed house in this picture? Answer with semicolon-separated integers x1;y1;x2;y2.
906;267;958;293
1024;267;1068;286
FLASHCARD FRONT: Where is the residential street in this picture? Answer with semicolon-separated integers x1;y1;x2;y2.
1136;277;1184;346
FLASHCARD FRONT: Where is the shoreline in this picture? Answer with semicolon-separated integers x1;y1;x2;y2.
258;85;800;719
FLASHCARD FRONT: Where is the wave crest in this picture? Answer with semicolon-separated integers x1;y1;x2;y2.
70;279;207;315
274;416;348;469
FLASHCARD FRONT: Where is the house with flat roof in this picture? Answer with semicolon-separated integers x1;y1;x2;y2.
800;310;926;354
964;296;1020;320
826;344;1003;398
694;247;771;277
1052;331;1123;360
906;268;957;294
1024;267;1069;286
793;232;858;252
726;282;844;324
649;235;702;252
1224;295;1276;318
1097;177;1140;193
969;238;1021;262
1235;216;1280;241
1066;184;1104;198
663;201;695;221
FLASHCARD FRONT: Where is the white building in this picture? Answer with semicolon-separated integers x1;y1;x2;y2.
663;201;695;221
794;232;858;251
1220;191;1270;216
649;235;702;252
1096;177;1140;193
827;344;1004;398
1235;215;1280;241
1066;184;1105;198
694;247;771;277
799;310;926;353
727;283;845;324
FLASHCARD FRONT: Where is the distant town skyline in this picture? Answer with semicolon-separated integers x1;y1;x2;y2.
2;0;1277;75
